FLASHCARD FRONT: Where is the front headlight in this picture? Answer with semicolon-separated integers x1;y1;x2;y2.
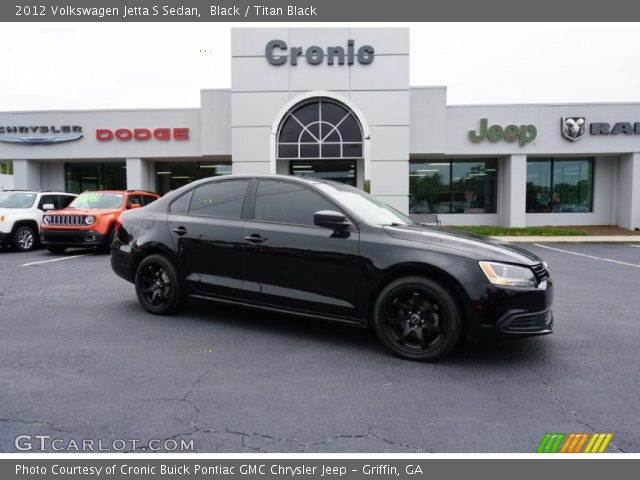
43;215;51;224
85;215;96;225
478;261;537;288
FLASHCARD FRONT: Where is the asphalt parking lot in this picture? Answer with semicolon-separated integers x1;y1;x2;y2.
1;243;639;453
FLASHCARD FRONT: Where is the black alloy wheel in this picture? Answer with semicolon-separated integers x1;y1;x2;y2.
373;276;461;361
13;225;37;252
135;254;185;315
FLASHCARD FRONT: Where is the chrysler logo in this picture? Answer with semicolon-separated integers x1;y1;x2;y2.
0;134;83;145
561;117;586;142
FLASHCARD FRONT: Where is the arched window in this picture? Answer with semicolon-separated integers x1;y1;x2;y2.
277;98;363;159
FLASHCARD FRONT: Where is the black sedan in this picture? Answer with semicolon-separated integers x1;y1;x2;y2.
111;175;553;361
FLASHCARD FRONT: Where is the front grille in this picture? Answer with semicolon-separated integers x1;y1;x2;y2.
530;263;549;281
47;215;86;226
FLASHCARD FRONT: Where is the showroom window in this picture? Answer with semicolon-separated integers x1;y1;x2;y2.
277;98;363;159
65;163;126;194
0;161;13;175
254;180;335;226
289;160;357;186
155;161;231;196
409;159;497;214
526;158;593;213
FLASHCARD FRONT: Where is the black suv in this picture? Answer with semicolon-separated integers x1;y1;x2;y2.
111;175;553;361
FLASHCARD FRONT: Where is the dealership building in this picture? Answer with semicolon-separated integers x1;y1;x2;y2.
1;28;639;230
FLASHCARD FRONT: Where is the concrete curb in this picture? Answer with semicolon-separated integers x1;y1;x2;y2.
490;235;640;244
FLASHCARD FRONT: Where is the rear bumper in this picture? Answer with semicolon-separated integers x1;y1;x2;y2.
40;229;105;248
111;246;135;283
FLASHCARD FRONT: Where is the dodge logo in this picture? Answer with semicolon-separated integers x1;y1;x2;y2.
561;117;586;142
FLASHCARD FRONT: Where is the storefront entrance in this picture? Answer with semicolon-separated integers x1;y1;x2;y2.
289;160;357;186
65;162;126;194
155;161;231;195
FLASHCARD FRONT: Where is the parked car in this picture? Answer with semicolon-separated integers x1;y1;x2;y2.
41;190;159;253
111;175;553;361
0;190;77;251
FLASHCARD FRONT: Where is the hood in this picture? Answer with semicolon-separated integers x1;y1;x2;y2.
0;207;30;216
45;208;120;216
384;224;542;266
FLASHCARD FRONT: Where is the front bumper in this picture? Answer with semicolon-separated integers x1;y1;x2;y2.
0;231;9;246
40;229;105;248
459;278;554;339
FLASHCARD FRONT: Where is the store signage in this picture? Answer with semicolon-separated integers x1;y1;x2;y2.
561;117;640;141
265;39;375;66
96;128;190;141
0;125;83;145
468;119;537;147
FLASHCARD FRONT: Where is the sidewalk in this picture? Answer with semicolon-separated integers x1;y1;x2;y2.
491;235;640;243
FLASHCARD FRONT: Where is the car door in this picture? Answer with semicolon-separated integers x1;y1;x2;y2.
167;179;250;299
242;179;361;319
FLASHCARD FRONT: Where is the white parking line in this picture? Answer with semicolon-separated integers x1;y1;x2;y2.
533;244;640;269
630;245;640;248
21;253;94;267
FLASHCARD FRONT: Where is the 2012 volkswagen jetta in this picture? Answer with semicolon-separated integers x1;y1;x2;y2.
111;175;553;361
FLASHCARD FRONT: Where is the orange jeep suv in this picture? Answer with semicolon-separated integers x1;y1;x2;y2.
40;190;159;253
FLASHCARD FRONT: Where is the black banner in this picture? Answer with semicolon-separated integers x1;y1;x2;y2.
5;0;640;22
4;459;639;480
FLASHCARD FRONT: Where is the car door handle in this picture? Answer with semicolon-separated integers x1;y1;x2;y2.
172;226;188;236
244;234;267;244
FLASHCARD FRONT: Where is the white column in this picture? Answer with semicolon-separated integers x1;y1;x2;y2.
125;158;152;191
499;154;527;228
617;153;640;230
12;159;41;191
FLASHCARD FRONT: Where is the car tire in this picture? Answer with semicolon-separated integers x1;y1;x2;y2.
12;225;37;252
372;276;461;361
101;226;115;253
46;246;67;254
135;254;186;315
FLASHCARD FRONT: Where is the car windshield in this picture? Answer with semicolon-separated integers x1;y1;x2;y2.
316;182;414;226
69;192;124;209
0;192;37;209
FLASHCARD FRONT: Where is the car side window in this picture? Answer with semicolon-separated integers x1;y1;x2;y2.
59;195;75;208
188;180;249;219
38;195;59;210
169;191;191;214
254;180;335;226
142;195;156;206
127;195;142;208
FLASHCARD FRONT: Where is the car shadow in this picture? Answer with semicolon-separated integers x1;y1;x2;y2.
143;297;553;366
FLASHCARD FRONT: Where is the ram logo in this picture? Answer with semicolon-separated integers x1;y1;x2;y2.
561;117;586;142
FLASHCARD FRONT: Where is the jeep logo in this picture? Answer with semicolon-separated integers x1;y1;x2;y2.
265;39;375;66
469;118;537;147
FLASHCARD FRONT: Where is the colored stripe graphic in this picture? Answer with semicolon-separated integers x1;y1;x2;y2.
537;433;566;453
537;433;613;453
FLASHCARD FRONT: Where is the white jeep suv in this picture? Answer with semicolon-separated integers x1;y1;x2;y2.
0;191;77;251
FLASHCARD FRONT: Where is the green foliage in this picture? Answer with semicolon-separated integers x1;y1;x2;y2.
448;226;589;236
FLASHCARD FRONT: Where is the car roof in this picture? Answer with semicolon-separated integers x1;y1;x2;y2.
0;190;76;195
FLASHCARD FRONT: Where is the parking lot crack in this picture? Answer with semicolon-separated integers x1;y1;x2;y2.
533;370;625;453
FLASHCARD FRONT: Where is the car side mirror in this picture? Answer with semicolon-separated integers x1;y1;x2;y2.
129;203;141;209
42;203;55;211
314;210;350;231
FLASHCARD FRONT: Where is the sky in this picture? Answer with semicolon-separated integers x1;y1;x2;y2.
1;23;639;111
